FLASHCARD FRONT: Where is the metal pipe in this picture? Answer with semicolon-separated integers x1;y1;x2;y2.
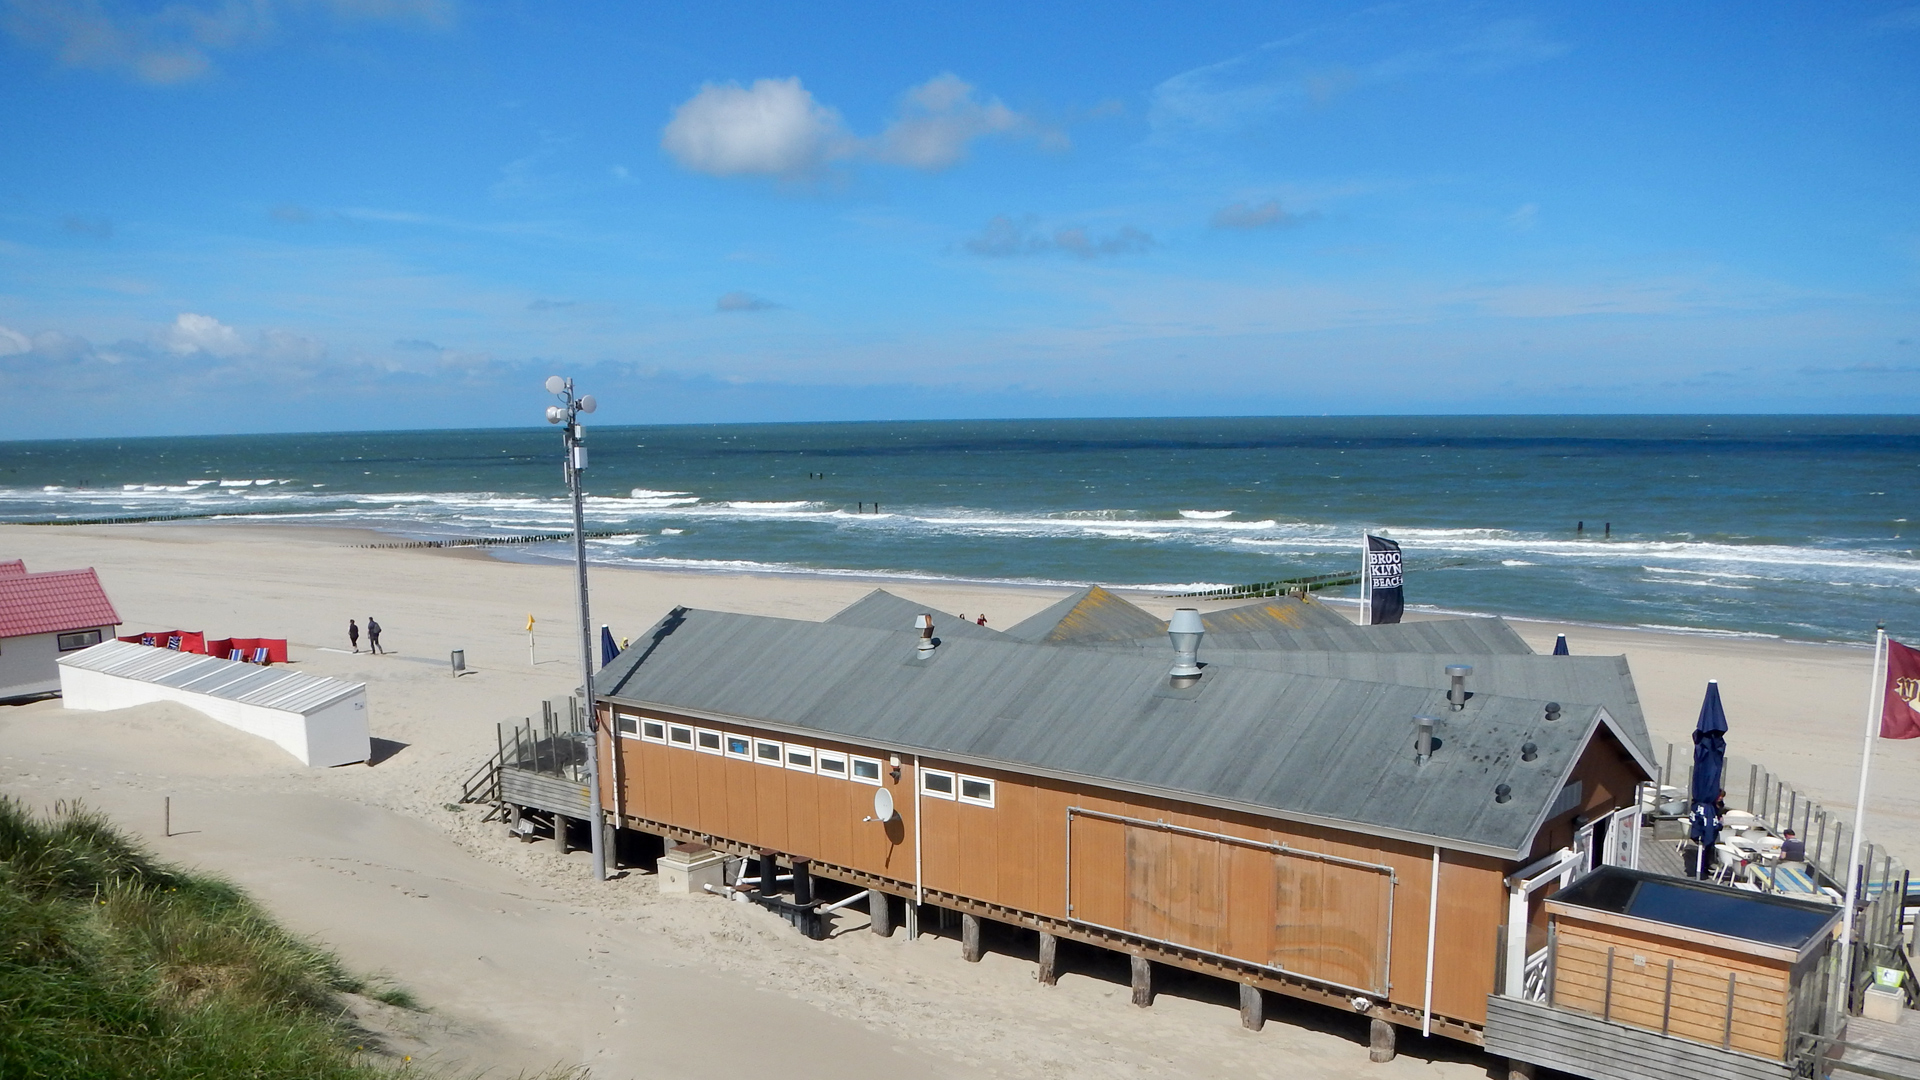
913;754;924;906
816;889;873;914
1423;846;1440;1037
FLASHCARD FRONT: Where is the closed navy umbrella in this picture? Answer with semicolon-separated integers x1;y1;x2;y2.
1553;634;1569;656
600;624;617;667
1688;680;1730;877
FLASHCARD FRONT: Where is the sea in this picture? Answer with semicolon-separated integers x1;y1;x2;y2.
2;416;1916;645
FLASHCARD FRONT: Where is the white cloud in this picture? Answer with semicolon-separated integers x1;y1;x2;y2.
963;215;1155;259
716;291;778;312
162;312;248;358
1211;200;1301;230
0;325;31;356
1506;202;1539;231
661;73;1056;180
661;77;852;179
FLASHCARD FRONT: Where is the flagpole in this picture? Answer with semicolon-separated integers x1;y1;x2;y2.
1837;626;1888;1022
1360;532;1371;625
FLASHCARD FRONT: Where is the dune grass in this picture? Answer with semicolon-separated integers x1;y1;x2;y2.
0;796;415;1079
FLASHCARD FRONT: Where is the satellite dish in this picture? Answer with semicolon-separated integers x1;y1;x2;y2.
872;787;895;823
578;394;597;414
545;375;566;394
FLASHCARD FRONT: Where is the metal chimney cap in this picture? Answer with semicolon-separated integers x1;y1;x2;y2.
1445;664;1473;677
1168;608;1204;635
914;614;933;630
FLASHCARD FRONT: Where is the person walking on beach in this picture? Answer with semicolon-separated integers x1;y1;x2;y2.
366;617;384;655
348;619;360;653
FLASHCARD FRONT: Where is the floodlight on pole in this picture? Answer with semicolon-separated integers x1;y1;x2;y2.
546;375;607;883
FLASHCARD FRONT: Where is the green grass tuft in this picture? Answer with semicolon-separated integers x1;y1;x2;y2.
0;797;425;1080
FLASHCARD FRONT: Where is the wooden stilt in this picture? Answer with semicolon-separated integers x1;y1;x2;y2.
1037;931;1059;986
961;913;983;962
1506;1060;1537;1080
903;902;920;941
1239;983;1264;1030
554;814;571;854
1130;955;1153;1007
869;891;893;937
1368;1017;1396;1062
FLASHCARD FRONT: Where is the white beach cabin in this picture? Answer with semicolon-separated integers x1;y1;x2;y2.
0;560;120;701
58;640;370;767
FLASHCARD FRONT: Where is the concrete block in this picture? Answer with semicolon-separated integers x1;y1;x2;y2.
657;842;727;895
1862;984;1905;1024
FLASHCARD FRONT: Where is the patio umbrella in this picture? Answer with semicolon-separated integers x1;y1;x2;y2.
1553;634;1569;656
600;624;617;667
1689;680;1730;876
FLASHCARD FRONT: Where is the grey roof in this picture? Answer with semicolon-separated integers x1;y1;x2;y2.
598;609;1651;859
1070;645;1652;760
59;639;363;714
824;589;1005;641
1170;618;1536;655
1192;596;1354;633
1004;585;1169;643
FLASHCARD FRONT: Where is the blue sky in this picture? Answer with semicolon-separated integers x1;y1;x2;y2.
2;1;1918;437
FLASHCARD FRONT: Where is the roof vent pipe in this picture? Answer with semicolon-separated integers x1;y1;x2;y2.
914;614;936;658
1446;664;1472;710
1544;701;1562;722
1168;608;1204;687
1414;716;1437;764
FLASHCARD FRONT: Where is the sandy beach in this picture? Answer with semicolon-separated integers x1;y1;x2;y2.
1;521;1913;1080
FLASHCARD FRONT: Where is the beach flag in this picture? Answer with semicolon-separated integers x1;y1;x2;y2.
1884;637;1920;739
1364;534;1404;625
526;614;535;632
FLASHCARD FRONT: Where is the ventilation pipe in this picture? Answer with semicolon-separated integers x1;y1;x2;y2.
1544;701;1562;722
915;614;936;658
1446;664;1472;710
1168;608;1204;687
1414;716;1437;764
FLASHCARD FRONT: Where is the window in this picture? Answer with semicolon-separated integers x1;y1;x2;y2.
754;739;784;766
785;745;815;772
615;713;640;737
958;775;995;807
850;756;883;785
816;750;848;778
667;724;694;747
919;769;955;800
724;733;752;760
641;719;667;744
57;629;102;652
1549;780;1584;819
695;729;723;755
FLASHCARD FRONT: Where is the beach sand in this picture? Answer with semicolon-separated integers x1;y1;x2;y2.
1;522;1912;1079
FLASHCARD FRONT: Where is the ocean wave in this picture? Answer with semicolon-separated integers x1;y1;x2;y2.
1179;509;1235;520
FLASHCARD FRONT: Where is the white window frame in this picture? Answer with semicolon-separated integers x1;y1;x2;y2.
614;712;641;738
785;745;815;772
919;768;956;800
849;755;884;786
723;732;753;760
667;724;694;748
815;749;849;779
754;739;784;767
694;728;723;755
957;774;996;808
641;718;668;745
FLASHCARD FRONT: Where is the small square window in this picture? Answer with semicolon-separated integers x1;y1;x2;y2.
755;739;783;766
667;724;694;747
785;745;815;772
920;769;955;800
850;756;883;785
958;775;995;807
724;733;752;759
816;750;848;778
615;713;640;737
695;729;723;755
642;719;667;744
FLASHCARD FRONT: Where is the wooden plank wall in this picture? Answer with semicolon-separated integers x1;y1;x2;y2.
600;703;1585;1027
1549;914;1792;1061
1485;995;1794;1080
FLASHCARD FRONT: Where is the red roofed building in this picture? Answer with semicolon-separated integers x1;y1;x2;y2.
0;561;120;700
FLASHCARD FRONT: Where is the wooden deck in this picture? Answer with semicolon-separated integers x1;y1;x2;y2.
1485;995;1793;1080
1831;1012;1920;1079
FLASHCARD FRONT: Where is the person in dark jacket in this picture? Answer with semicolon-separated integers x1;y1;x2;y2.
348;619;360;653
1780;829;1806;863
366;617;383;655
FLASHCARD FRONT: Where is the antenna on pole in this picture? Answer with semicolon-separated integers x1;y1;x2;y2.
546;375;608;883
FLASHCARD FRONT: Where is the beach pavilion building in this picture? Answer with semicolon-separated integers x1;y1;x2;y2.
0;559;120;701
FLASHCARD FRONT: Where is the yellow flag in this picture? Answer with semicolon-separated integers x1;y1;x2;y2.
525;614;535;632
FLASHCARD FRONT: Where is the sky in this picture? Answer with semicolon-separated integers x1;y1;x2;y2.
1;1;1918;437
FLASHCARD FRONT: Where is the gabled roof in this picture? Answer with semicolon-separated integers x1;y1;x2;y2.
58;640;361;714
0;564;120;639
1179;618;1535;655
1004;585;1167;643
1192;596;1354;633
824;589;1004;641
598;608;1651;859
0;560;27;577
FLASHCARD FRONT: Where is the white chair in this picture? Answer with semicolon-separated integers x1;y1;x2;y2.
1714;843;1752;885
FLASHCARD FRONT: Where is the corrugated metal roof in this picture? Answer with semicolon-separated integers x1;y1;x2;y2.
1177;618;1536;655
0;565;120;639
1195;596;1354;633
824;589;1005;640
1004;585;1169;642
58;639;362;714
1069;644;1652;760
598;609;1649;858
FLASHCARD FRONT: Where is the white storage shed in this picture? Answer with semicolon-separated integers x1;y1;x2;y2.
58;640;370;767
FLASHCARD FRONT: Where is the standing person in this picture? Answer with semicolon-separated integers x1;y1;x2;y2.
348;619;360;653
366;616;383;655
976;614;987;627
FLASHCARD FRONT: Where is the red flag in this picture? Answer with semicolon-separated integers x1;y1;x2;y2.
1886;638;1920;740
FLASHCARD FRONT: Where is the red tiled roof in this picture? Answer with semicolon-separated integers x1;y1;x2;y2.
0;560;26;577
0;566;120;638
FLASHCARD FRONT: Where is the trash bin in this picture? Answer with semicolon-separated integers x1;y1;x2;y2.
450;649;465;677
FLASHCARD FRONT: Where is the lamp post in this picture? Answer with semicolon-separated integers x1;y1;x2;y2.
545;375;606;882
